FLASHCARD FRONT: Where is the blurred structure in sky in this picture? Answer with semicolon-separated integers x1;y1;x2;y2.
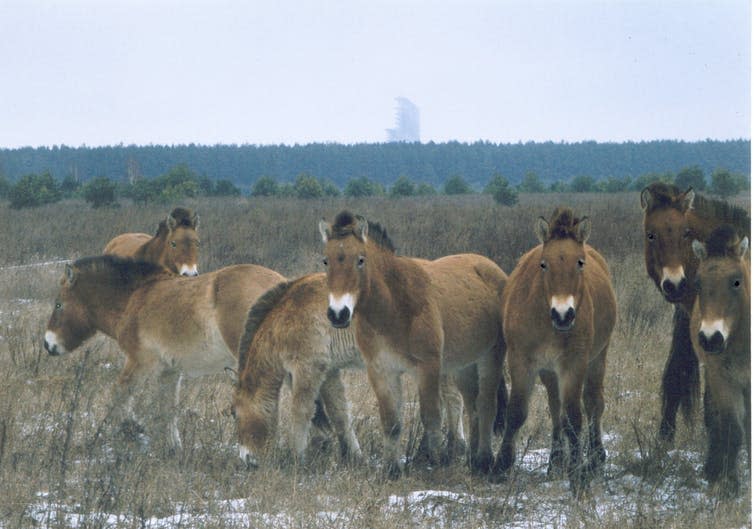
386;97;420;142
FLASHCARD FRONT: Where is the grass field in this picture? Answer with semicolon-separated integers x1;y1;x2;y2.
0;192;749;528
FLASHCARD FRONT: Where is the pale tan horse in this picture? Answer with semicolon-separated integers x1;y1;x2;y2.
44;255;284;452
319;211;507;478
231;272;467;469
104;207;200;276
690;224;750;497
493;208;616;494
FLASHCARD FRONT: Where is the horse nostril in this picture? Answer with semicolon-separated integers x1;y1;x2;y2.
698;331;725;354
662;280;675;294
564;307;575;323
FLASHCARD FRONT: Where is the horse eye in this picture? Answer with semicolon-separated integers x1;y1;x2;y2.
322;258;328;267
170;241;177;248
55;302;62;310
540;260;547;270
577;259;585;269
647;232;655;241
733;279;741;288
357;256;366;268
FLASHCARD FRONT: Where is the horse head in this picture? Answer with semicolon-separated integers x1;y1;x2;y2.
535;208;592;333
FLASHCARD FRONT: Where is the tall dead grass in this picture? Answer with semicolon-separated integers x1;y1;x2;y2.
0;192;749;528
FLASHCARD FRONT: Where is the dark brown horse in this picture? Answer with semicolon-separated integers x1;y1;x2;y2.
104;207;200;276
690;225;750;497
320;211;507;478
641;183;750;442
493;208;616;494
44;255;284;452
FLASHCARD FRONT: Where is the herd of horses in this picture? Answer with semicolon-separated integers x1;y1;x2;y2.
40;185;750;498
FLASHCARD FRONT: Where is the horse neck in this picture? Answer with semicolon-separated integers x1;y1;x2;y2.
688;197;751;239
240;357;285;420
78;280;138;338
360;244;423;325
135;232;168;269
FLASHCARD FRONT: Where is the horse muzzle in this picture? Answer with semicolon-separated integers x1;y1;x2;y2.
44;331;65;356
179;264;199;277
698;320;728;355
551;307;576;332
327;306;351;328
661;277;688;303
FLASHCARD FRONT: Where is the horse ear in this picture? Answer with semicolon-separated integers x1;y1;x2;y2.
640;187;652;211
355;215;369;242
65;264;77;285
680;188;695;212
576;216;591;244
190;212;199;229
167;213;177;231
692;239;707;261
736;236;749;259
318;219;331;243
224;366;239;385
534;217;549;243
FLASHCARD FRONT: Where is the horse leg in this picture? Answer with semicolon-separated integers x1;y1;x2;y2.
472;348;502;474
319;370;363;465
416;359;444;466
560;367;587;495
660;306;699;443
454;366;479;466
493;335;508;435
704;372;744;497
440;374;467;459
366;363;403;479
155;367;183;455
539;370;564;477
492;359;535;479
111;357;151;440
289;367;328;464
582;346;608;473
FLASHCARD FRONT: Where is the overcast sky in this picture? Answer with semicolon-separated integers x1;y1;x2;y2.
0;0;749;148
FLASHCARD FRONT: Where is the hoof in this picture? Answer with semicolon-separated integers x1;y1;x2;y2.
469;452;494;475
118;419;146;440
384;461;402;480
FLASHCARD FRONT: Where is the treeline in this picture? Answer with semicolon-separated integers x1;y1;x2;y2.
0;140;748;192
0;163;746;210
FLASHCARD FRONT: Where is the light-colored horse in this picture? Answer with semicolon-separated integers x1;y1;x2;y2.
319;211;507;478
691;224;750;497
493;208;616;495
44;255;284;452
231;272;467;469
104;207;200;276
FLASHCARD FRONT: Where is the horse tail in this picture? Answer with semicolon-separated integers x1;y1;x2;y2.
237;280;292;373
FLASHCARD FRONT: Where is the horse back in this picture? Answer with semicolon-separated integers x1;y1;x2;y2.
103;233;151;257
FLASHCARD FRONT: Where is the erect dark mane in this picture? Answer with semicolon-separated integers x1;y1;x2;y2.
330;210;396;252
547;207;582;240
73;255;168;285
704;224;743;258
692;193;751;237
237;280;293;377
154;220;169;238
644;182;685;213
169;207;197;228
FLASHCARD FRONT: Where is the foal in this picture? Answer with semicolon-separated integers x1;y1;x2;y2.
493;208;616;494
104;207;200;276
691;225;750;497
320;211;507;478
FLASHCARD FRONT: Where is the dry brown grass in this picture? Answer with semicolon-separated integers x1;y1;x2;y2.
0;192;749;528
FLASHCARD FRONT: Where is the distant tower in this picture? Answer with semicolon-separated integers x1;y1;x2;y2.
386;97;420;142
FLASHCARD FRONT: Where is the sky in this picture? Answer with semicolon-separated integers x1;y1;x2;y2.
0;0;750;148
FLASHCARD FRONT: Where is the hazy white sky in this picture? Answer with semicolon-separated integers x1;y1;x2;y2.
0;0;749;148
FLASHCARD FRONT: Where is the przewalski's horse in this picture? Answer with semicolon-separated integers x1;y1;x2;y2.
104;207;200;276
641;183;750;442
43;255;284;452
690;225;750;497
319;211;507;478
232;272;468;469
493;208;616;494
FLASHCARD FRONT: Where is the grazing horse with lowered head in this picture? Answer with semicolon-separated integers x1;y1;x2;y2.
104;207;200;276
319;211;507;478
44;255;284;452
690;225;750;497
641;183;750;442
493;208;616;494
232;272;468;469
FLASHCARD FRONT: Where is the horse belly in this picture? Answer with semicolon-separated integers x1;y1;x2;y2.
154;328;236;378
